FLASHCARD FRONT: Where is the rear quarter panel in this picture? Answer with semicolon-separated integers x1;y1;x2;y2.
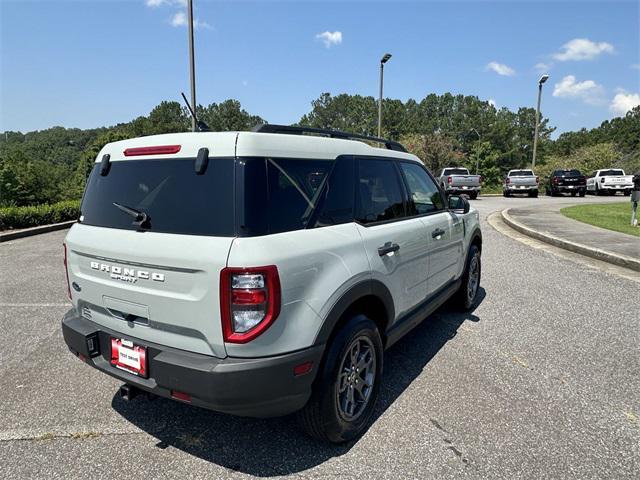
225;223;370;357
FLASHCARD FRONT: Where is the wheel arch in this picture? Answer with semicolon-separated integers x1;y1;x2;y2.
314;279;394;349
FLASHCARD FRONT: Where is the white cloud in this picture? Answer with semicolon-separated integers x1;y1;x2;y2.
486;61;515;76
534;62;550;73
610;90;640;116
170;11;211;29
553;38;614;61
242;80;248;87
552;75;605;105
145;0;186;7
316;31;342;48
488;99;497;108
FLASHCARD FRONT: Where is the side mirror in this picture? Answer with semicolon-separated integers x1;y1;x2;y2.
449;195;470;214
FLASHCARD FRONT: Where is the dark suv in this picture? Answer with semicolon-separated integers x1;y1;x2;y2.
545;169;586;197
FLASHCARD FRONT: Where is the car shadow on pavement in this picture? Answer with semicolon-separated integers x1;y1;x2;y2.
112;288;485;477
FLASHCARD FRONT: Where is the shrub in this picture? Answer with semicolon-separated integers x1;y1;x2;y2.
0;200;81;231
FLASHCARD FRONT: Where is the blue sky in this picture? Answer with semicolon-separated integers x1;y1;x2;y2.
1;0;639;136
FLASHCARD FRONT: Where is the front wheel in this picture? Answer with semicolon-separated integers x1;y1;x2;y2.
454;245;481;310
298;315;383;443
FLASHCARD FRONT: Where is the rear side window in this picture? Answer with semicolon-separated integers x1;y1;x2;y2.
238;157;333;235
399;162;444;215
510;170;533;176
81;158;235;236
355;159;406;224
600;169;624;176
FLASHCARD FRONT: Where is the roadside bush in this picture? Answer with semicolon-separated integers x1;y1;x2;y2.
0;200;80;230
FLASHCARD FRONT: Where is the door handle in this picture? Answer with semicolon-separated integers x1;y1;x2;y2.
432;228;446;239
378;242;400;256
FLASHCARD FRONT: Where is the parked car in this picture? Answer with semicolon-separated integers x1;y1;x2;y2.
437;167;482;199
61;125;482;443
503;169;539;197
586;169;634;196
545;169;586;197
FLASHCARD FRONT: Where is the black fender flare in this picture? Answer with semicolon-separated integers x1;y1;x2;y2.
313;279;394;346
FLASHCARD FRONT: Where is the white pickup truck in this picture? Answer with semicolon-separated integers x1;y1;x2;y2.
438;167;482;199
586;169;634;196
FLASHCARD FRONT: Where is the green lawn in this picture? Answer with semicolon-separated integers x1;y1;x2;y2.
560;202;640;237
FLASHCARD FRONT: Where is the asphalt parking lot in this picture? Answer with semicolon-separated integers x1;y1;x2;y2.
1;195;638;479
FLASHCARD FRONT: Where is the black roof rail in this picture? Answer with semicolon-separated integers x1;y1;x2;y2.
251;124;407;153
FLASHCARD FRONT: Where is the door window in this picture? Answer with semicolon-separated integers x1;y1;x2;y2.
398;162;445;215
355;159;406;224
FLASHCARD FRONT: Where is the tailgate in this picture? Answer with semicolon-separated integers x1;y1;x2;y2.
66;224;231;357
451;175;479;187
511;177;537;186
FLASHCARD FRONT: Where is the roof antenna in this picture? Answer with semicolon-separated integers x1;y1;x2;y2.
181;92;210;132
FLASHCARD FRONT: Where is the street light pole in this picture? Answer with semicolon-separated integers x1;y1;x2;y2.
531;74;549;169
378;53;392;138
187;0;197;132
470;128;481;174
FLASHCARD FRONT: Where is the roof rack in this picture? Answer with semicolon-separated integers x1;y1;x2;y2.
251;124;407;153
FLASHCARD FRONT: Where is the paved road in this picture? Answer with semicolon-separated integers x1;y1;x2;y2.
1;195;638;479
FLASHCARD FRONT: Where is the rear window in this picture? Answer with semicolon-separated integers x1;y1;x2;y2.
81;158;235;236
443;168;469;176
600;169;624;176
554;169;582;176
509;170;533;176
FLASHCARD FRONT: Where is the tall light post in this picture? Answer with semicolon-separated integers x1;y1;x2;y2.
378;53;392;138
470;128;481;174
531;74;549;169
187;0;197;132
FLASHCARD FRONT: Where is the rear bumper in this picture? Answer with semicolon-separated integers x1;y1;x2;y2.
446;186;481;193
601;184;633;190
61;309;323;418
554;185;586;192
505;185;537;192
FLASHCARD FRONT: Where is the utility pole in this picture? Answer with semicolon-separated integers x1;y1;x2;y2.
532;74;549;169
378;53;392;138
187;0;197;132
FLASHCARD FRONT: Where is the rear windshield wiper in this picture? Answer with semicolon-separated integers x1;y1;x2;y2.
112;202;151;229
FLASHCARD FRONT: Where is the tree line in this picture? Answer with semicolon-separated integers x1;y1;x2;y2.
1;94;638;207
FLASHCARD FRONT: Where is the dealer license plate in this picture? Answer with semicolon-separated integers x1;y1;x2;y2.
110;338;147;377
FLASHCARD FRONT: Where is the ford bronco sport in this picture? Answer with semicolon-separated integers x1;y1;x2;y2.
62;124;482;443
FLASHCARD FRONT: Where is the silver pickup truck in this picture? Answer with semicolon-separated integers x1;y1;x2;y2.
503;169;539;197
438;167;482;199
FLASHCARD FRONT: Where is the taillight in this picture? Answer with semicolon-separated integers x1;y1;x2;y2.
220;266;281;344
552;177;558;185
479;175;483;184
447;176;452;184
536;176;540;184
505;177;511;185
63;243;71;301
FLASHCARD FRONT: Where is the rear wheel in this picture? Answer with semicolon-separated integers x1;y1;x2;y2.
579;190;586;197
529;190;538;198
469;191;478;200
571;192;577;197
298;315;383;443
624;189;631;196
454;245;481;310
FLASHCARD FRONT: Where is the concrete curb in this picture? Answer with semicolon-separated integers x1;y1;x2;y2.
0;220;76;243
501;208;640;272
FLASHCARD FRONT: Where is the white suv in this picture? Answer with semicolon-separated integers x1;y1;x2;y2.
62;125;482;443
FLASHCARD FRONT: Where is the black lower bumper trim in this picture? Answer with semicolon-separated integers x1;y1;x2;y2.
62;310;324;418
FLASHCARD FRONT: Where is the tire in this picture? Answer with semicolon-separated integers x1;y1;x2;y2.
529;190;538;198
579;191;586;197
503;190;510;197
469;191;478;200
624;190;631;196
454;245;481;311
298;315;383;444
596;185;603;196
571;192;577;197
